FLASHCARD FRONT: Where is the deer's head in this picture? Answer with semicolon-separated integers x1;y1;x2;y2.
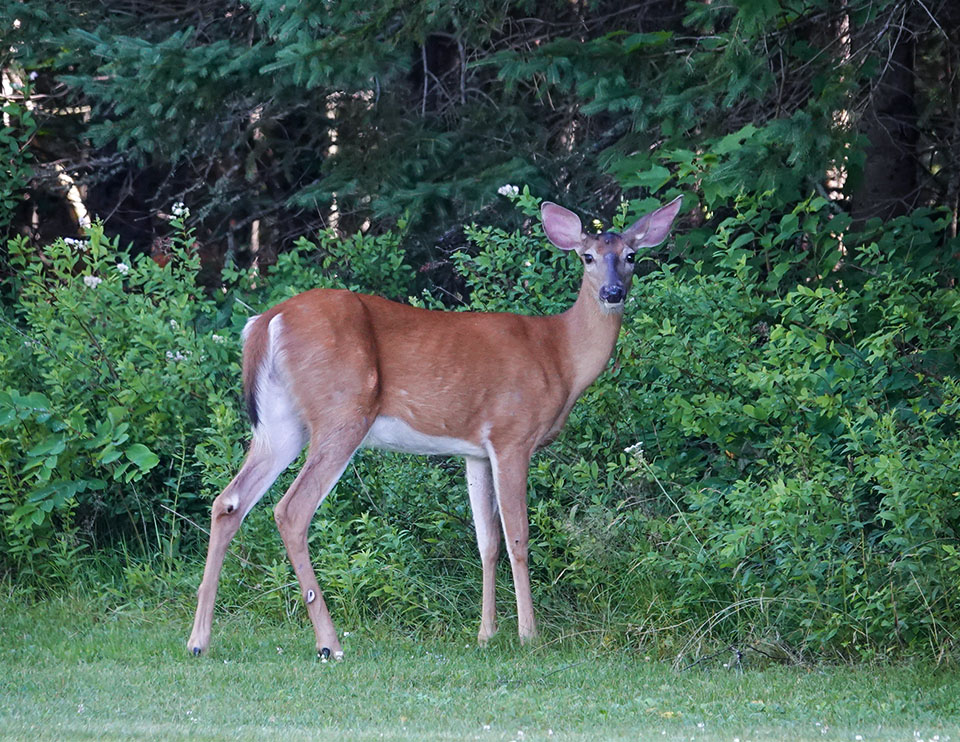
541;197;683;312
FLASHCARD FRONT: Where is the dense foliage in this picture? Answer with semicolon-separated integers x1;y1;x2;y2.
1;0;959;659
4;1;959;255
2;189;958;659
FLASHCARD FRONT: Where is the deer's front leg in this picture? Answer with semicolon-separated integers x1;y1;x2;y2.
466;456;500;645
489;448;537;642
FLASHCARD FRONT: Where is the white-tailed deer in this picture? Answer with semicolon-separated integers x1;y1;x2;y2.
188;196;682;658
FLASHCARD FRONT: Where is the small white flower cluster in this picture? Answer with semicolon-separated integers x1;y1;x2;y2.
82;275;102;289
170;319;179;329
171;201;189;219
30;71;39;81
497;184;520;198
211;334;225;344
624;441;644;456
166;350;189;362
115;262;129;275
64;237;89;251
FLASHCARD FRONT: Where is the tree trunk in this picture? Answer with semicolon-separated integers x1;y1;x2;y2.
851;11;919;224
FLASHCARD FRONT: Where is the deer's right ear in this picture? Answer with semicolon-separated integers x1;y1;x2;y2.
541;202;583;251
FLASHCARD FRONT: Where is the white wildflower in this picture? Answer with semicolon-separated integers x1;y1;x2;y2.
211;334;225;344
165;350;187;362
171;201;189;219
29;71;39;81
115;262;129;274
497;184;520;198
624;441;644;457
170;319;178;329
82;275;102;289
65;237;89;251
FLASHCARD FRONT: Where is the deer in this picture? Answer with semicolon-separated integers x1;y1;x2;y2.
187;195;683;659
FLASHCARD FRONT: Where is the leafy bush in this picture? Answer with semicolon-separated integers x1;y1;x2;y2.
0;79;36;238
2;191;958;659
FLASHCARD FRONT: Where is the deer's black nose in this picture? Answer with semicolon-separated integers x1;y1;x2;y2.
600;285;625;304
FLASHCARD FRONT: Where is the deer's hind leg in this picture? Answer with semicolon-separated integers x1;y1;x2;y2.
273;419;371;660
188;415;306;656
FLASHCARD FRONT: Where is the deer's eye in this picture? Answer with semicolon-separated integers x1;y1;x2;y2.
625;252;636;264
583;254;595;264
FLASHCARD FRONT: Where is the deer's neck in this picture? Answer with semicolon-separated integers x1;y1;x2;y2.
556;279;625;396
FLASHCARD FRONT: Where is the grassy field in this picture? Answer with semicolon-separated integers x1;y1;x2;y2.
0;596;957;742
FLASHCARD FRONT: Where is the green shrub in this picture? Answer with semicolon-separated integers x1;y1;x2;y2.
2;192;958;658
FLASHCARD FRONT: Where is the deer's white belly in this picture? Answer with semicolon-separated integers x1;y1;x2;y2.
363;416;486;458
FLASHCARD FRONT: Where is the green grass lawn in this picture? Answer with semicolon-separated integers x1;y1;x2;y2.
0;597;957;741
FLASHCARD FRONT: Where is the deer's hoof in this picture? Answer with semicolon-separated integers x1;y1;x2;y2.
191;646;202;657
319;647;331;660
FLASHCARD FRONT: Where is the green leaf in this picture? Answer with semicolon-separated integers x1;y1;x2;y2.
26;435;66;458
631;165;672;192
125;443;160;473
98;447;122;464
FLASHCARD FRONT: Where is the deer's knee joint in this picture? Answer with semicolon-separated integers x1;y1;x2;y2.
213;493;241;519
273;503;288;529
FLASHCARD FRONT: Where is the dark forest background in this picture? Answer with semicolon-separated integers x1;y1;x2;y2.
5;0;959;272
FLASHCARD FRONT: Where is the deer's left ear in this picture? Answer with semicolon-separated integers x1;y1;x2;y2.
541;202;583;251
622;196;683;248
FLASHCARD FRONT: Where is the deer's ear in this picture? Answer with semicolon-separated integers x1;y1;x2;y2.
622;196;683;248
541;202;583;251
